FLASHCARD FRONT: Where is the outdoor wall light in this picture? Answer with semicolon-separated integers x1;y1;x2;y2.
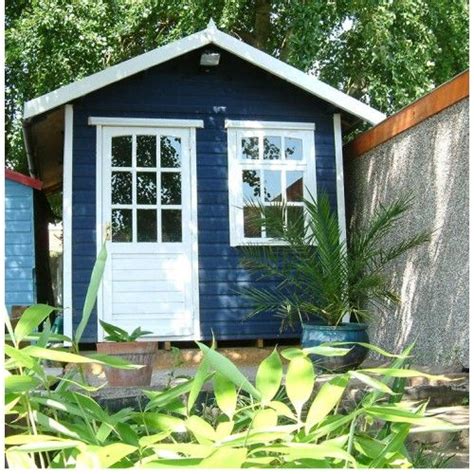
200;51;220;67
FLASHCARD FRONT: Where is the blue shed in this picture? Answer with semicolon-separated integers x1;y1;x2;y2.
22;22;385;343
5;168;53;314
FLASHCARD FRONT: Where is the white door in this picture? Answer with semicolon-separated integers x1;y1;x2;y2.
98;126;199;339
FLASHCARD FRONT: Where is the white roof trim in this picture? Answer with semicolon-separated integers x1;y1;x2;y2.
88;117;204;128
24;24;386;124
225;119;315;130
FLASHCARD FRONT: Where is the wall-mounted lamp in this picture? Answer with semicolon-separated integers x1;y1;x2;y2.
200;51;220;67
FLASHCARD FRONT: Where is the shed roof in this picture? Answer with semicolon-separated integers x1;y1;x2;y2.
5;168;42;190
24;20;385;125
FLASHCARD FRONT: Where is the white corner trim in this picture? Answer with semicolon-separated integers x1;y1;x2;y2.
225;120;315;131
95;125;104;342
88;117;204;128
63;104;74;344
333;114;347;245
24;25;385;125
333;113;350;324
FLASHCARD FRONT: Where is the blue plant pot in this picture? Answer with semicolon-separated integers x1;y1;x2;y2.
301;322;370;373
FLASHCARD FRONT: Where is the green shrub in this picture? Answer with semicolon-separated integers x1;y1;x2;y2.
5;323;464;468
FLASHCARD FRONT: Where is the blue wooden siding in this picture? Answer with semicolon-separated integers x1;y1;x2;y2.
5;180;36;312
71;47;337;342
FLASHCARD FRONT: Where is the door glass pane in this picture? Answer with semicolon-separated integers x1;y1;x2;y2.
111;172;132;204
137;209;157;242
241;137;258;160
263;170;281;202
263;136;281;160
242;170;260;201
112;209;132;242
161;172;181;204
162;210;182;242
137;172;157;205
137;135;156;167
287;206;305;236
286;171;304;202
112;136;132;167
285;137;303;160
243;207;262;237
161;136;181;168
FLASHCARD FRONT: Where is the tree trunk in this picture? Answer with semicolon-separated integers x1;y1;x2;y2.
254;0;272;51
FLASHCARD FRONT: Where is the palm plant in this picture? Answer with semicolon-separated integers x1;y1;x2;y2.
238;193;431;330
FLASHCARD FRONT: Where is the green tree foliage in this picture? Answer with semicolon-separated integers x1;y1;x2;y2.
6;0;468;170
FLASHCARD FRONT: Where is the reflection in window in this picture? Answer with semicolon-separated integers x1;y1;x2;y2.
243;207;262;238
161;136;181;168
112;209;132;242
137;172;157;205
263;136;281;160
137;135;156;167
263;170;281;202
242;170;260;201
285;137;303;160
162;210;182;242
112;172;132;204
286;171;304;202
241;137;259;160
112;136;132;167
161;172;181;205
137;209;157;242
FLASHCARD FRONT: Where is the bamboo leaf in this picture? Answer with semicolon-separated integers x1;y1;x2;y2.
5;374;40;393
348;370;395;395
196;342;260;400
214;372;237;419
305;374;349;434
141;413;187;433
255;347;283;404
186;415;217;442
14;304;56;343
200;447;248;468
285;356;314;417
76;443;138;468
187;352;210;414
252;408;278;430
75;242;107;344
303;345;351;357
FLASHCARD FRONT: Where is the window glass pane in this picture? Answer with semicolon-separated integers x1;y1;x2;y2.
137;209;157;242
243;206;262;238
112;136;132;167
263;136;281;160
285;137;303;160
161;172;181;205
242;170;260;201
137;172;157;205
263;170;282;202
112;209;132;242
111;172;132;204
137;135;156;167
287;206;305;236
161;136;181;168
286;171;304;202
241;137;259;160
162;210;182;242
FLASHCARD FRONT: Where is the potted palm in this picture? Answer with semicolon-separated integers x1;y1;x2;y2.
238;193;431;372
96;320;157;386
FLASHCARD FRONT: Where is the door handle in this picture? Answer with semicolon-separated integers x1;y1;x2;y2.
104;222;112;241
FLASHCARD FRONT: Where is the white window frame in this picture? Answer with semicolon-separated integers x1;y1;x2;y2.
226;120;317;246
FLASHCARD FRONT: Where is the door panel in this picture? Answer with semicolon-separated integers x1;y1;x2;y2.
99;126;197;338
